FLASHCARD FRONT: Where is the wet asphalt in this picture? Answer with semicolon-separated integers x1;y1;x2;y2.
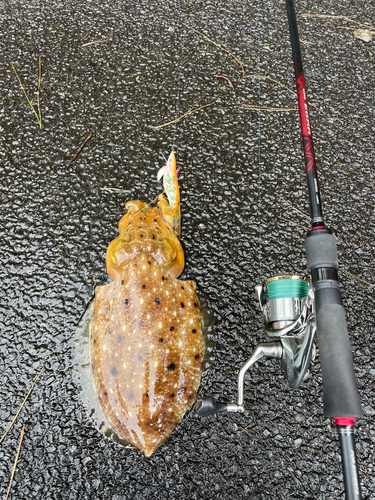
0;0;375;499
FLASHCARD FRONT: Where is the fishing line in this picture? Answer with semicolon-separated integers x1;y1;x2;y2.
157;19;180;164
171;21;183;155
257;1;262;282
171;67;180;154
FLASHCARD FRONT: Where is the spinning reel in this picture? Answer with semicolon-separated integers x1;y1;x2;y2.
196;275;317;417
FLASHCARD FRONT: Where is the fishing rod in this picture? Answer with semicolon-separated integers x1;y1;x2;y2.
196;1;364;498
285;2;363;497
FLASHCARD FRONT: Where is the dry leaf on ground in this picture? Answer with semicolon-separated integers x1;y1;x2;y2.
353;29;372;42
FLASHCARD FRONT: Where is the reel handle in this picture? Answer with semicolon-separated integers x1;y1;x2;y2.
196;342;283;417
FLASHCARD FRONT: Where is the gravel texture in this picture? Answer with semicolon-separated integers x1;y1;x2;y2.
0;0;374;499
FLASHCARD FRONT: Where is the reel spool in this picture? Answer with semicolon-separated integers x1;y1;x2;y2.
261;275;309;331
196;274;317;417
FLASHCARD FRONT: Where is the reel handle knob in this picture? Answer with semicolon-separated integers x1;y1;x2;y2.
195;397;229;417
195;397;244;417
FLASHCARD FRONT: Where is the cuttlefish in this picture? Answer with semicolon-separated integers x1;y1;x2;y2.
89;152;205;456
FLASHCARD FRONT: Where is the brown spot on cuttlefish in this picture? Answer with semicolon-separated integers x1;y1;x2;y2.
85;153;205;457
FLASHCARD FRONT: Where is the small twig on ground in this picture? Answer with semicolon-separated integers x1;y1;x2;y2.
186;25;245;77
67;132;95;166
5;427;25;500
81;39;107;48
334;138;357;146
238;103;298;112
239;424;253;436
301;14;375;31
37;57;41;124
276;193;311;220
357;132;375;138
277;194;341;242
214;75;234;90
350;238;358;250
280;216;310;232
239;426;251;436
100;187;131;194
11;56;42;128
299;39;316;45
0;367;44;445
342;269;375;287
281;216;340;243
155;94;214;129
242;74;319;109
292;474;302;486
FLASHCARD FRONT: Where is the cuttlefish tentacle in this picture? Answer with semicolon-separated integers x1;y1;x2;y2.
90;152;204;457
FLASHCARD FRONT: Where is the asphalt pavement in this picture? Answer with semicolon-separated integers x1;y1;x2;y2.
0;0;374;498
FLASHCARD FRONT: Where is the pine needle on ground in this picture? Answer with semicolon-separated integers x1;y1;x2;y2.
238;103;298;112
155;94;214;129
81;39;107;47
242;74;319;110
5;427;25;500
0;367;44;445
301;14;375;31
11;56;42;128
276;194;340;243
342;269;375;287
276;193;311;220
186;25;245;77
279;216;310;232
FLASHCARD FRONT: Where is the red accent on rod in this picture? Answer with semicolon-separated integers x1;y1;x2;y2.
296;74;312;138
312;226;325;230
333;417;357;427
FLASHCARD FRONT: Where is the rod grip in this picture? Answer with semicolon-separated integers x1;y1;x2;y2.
315;299;363;418
306;230;363;418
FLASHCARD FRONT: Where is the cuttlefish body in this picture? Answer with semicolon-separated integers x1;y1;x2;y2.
90;152;205;456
